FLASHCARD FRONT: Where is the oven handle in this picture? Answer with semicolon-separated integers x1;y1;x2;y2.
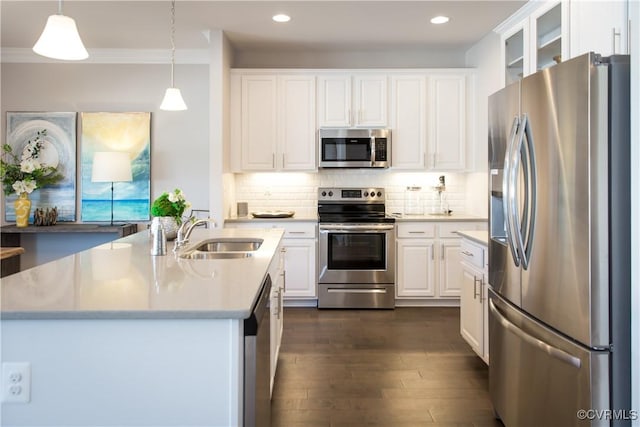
319;224;395;232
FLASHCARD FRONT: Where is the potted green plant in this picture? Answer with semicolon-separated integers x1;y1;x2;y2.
150;189;190;239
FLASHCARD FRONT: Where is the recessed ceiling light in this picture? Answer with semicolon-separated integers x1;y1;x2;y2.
272;14;291;23
430;15;450;24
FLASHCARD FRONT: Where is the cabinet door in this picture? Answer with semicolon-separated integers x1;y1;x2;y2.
318;75;351;127
428;75;466;170
460;263;484;356
570;0;628;57
396;239;436;297
390;75;426;169
439;240;462;297
530;1;566;73
353;75;388;127
283;239;316;298
503;22;528;85
278;75;316;170
241;75;277;170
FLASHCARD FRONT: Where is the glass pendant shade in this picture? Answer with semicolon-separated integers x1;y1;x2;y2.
33;14;89;60
160;87;188;111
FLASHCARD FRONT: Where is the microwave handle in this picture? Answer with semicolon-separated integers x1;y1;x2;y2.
370;136;376;166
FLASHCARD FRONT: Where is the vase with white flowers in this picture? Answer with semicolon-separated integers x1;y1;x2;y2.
150;188;191;239
1;130;63;227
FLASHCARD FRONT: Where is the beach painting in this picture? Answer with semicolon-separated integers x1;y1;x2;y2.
80;112;151;222
5;112;77;222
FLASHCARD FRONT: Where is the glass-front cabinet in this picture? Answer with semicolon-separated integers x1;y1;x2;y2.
501;0;568;85
532;2;562;72
505;26;526;85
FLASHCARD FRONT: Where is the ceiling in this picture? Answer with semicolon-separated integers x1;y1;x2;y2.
1;1;526;53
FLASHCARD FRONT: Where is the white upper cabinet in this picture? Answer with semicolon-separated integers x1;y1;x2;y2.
278;75;317;170
231;72;316;172
391;72;473;171
318;74;388;127
240;75;278;171
427;74;468;171
390;75;427;169
569;0;629;57
499;0;629;86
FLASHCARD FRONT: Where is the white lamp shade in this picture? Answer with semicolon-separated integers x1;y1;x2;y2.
160;87;188;111
91;152;133;183
33;14;89;61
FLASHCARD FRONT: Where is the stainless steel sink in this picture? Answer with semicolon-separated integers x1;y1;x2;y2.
195;238;263;252
177;238;263;260
179;251;252;260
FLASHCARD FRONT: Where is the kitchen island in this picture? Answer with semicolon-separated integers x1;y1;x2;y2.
1;227;284;427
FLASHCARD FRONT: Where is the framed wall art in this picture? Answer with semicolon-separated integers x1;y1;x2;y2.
4;112;77;222
80;112;151;222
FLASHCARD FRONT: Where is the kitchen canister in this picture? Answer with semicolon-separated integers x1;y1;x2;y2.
404;186;424;215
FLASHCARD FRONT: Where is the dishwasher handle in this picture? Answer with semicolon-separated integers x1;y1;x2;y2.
244;274;272;336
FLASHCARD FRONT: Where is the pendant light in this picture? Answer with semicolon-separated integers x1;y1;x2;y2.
160;0;187;111
33;0;89;60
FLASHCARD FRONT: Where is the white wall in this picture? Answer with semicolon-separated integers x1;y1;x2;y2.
234;48;467;69
0;62;210;223
463;30;503;217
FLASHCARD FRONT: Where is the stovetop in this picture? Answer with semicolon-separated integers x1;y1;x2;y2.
317;187;395;224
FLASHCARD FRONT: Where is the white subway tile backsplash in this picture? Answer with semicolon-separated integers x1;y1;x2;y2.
234;171;467;216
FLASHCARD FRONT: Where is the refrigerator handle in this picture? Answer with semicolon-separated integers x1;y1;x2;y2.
489;298;582;369
503;115;521;267
521;116;537;269
510;115;526;266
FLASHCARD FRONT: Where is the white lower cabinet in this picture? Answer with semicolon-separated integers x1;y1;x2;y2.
396;221;486;303
459;237;489;364
396;238;436;297
225;221;317;303
269;246;285;395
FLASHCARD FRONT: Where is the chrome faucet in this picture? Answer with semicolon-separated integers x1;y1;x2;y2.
174;218;217;251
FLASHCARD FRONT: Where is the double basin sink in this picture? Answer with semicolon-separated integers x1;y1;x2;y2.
178;238;263;260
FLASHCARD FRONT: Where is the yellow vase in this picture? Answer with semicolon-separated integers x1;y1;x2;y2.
14;192;32;227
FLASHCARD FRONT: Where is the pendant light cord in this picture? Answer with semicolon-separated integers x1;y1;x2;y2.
57;0;62;15
169;0;176;88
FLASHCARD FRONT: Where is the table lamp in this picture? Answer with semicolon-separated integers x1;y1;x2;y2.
91;151;132;226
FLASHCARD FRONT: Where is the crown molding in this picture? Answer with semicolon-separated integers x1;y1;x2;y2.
493;0;549;34
1;48;210;64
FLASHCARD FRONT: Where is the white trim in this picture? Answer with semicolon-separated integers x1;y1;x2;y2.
494;0;554;35
1;48;210;64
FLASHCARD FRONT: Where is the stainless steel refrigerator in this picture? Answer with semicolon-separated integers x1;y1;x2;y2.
488;53;631;426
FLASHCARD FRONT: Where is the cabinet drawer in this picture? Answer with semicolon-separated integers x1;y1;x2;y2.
227;221;316;238
460;239;484;269
439;222;481;238
397;223;436;238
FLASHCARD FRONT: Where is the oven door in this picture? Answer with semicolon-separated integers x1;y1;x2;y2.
318;224;395;284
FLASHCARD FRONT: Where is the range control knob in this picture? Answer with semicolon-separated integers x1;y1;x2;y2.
370;193;376;198
328;191;333;197
364;192;369;197
377;191;382;197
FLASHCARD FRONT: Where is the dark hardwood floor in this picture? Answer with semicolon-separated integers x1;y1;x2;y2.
271;307;502;427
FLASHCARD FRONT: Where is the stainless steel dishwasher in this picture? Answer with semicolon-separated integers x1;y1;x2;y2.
244;274;271;427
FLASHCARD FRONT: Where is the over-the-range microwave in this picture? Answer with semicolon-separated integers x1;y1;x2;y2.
319;128;391;168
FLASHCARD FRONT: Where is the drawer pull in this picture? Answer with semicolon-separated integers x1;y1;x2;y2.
408;231;425;234
461;250;474;257
288;231;307;234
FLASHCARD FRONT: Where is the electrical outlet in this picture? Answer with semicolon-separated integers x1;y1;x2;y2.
2;362;31;403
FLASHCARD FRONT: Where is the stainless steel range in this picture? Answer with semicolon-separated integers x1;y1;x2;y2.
317;187;396;309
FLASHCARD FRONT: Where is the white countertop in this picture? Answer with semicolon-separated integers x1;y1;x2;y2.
393;213;487;222
456;230;489;246
226;213;487;223
225;215;318;223
1;228;284;320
